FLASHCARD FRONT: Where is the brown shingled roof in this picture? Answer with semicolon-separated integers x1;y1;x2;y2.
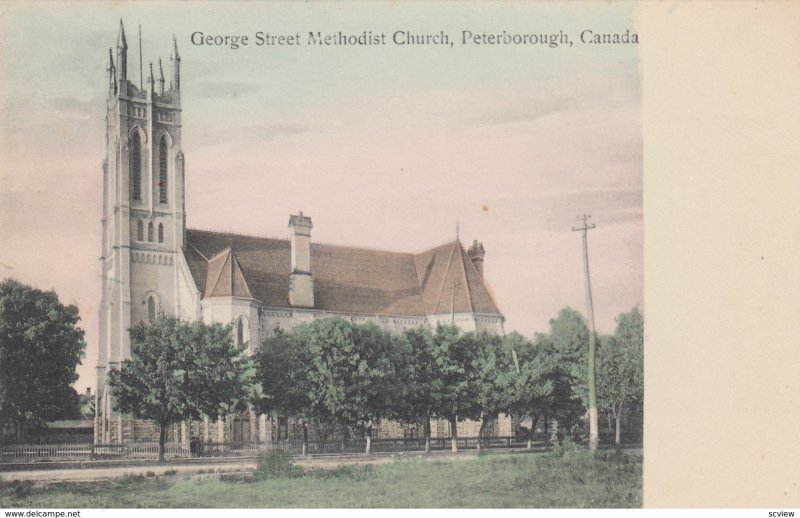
204;247;253;299
184;229;502;318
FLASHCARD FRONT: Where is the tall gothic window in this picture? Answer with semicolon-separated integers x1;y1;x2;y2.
131;131;141;202
147;222;154;242
158;136;168;204
236;319;244;346
158;223;164;243
147;296;156;323
137;220;143;241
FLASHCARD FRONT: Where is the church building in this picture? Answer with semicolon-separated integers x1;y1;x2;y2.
96;22;506;444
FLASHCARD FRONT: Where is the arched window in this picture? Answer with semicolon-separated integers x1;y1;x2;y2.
158;223;164;243
137;220;143;241
236;319;244;346
131;131;141;201
147;222;154;242
147;296;156;323
158;136;168;204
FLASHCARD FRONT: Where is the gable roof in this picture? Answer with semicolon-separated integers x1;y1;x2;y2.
204;247;253;299
184;229;502;318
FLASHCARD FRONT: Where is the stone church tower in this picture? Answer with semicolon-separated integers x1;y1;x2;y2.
96;22;195;442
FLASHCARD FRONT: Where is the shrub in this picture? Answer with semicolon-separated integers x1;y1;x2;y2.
551;431;584;457
254;450;301;480
309;464;375;481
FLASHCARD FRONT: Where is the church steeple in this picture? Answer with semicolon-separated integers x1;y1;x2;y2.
116;20;127;81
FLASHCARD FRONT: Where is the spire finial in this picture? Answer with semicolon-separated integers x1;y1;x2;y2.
148;60;155;91
116;21;128;81
456;220;460;241
171;35;181;91
157;58;165;95
107;48;117;94
117;19;127;49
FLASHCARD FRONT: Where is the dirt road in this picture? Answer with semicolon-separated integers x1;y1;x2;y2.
0;449;515;484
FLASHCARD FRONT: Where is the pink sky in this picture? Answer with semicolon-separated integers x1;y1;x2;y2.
0;2;641;391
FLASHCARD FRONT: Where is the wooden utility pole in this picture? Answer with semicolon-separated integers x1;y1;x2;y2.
572;214;599;451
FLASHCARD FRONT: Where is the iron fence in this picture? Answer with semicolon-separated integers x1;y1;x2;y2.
0;436;546;463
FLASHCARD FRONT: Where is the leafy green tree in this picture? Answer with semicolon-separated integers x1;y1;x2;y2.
398;326;442;452
597;307;644;445
472;332;519;450
107;316;259;461
536;308;594;437
254;328;323;453
430;325;484;453
0;279;86;441
292;318;403;454
254;329;311;432
500;332;553;448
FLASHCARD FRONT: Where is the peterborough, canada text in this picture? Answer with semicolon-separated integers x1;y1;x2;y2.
189;29;639;50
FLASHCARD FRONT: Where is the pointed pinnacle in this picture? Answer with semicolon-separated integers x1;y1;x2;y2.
158;58;165;79
148;61;154;84
117;19;127;49
107;48;115;70
172;35;180;59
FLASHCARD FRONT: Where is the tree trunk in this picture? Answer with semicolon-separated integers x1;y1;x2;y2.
302;421;309;456
340;424;349;451
477;411;487;452
450;416;458;453
528;413;540;450
158;422;167;463
424;415;431;453
365;421;373;455
615;407;623;446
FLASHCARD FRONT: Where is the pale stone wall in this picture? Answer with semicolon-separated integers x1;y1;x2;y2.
201;298;262;355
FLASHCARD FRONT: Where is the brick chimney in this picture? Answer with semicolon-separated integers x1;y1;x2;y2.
288;211;314;308
467;240;486;277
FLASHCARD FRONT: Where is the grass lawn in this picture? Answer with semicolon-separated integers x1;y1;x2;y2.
0;449;641;508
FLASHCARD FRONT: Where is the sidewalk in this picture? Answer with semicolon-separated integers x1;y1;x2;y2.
0;448;538;484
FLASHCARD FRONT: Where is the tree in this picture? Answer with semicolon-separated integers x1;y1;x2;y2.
107;316;260;461
537;308;594;439
597;307;644;445
430;325;484;453
291;318;403;454
501;332;554;448
0;279;86;441
254;329;311;449
399;326;443;453
473;332;518;450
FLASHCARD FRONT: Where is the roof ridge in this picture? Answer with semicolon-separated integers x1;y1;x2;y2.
189;226;463;256
229;249;254;299
432;240;459;315
207;245;232;262
187;241;208;261
187;227;288;242
411;253;429;316
205;249;230;298
312;241;417;255
457;243;474;314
